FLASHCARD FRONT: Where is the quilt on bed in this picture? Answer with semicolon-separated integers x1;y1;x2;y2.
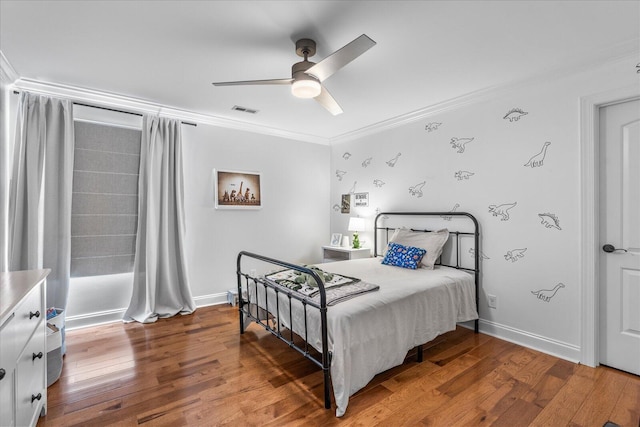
265;266;380;306
251;257;478;417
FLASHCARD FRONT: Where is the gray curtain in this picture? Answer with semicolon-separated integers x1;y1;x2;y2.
8;91;74;348
123;115;195;323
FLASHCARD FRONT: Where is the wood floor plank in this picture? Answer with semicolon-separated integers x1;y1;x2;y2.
377;388;451;426
456;378;530;425
490;397;543;427
522;371;566;408
568;367;630;427
421;376;498;426
36;304;640;427
607;375;640;427
528;372;600;427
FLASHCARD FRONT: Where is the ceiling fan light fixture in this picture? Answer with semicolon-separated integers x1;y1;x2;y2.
291;79;321;99
212;34;376;114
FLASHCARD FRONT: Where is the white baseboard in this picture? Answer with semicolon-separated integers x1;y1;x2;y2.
65;308;127;330
193;292;228;307
66;300;581;365
478;319;581;363
65;292;230;331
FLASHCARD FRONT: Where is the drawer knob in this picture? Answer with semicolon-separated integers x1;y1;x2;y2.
29;310;41;319
0;368;5;380
31;393;42;403
32;352;44;361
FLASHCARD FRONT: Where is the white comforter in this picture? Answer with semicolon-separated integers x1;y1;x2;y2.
252;257;478;417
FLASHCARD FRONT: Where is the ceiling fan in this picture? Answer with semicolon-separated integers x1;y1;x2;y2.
212;34;376;115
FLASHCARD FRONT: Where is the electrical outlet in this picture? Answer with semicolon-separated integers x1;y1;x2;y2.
487;294;497;309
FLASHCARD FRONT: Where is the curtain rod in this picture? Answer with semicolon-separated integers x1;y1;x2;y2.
12;90;197;127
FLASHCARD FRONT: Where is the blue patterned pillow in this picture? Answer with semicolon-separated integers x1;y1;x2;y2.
381;242;427;269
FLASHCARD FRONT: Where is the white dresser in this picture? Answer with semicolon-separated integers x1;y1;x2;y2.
0;269;50;427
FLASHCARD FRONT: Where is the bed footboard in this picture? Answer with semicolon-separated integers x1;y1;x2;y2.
236;251;332;410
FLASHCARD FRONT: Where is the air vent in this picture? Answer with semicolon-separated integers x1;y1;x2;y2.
231;105;258;114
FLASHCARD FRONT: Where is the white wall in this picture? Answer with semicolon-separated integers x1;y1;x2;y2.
181;123;331;304
0;75;10;271
64;120;330;328
0;71;20;272
0;91;331;328
329;55;639;362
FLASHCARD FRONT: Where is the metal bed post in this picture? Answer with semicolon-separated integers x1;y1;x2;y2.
236;256;245;335
374;211;481;334
236;251;333;410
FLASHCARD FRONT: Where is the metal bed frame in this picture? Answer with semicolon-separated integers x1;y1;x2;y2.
236;212;480;411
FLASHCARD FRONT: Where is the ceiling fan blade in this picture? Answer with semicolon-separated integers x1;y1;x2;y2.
314;86;343;116
212;78;293;86
305;34;376;82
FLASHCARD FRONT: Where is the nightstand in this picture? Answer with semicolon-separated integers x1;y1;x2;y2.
322;246;371;263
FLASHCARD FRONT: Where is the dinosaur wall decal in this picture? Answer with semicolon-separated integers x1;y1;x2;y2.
425;122;442;132
531;283;565;302
488;202;517;221
469;248;490;260
362;157;372;168
441;203;460;221
342;152;352;160
504;248;527;262
450;137;474;153
373;179;385;188
386;153;401;167
538;213;562;230
335;170;346;181
503;108;529;122
408;181;426;198
524;141;551;168
454;170;475;181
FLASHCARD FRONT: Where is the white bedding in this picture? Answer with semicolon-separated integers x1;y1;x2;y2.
249;257;478;417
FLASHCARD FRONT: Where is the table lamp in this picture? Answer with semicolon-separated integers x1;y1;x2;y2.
348;217;365;249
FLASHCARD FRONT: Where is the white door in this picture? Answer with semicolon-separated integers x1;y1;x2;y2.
599;98;640;375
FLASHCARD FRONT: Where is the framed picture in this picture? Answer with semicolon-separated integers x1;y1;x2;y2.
214;169;262;209
354;192;369;207
330;233;342;246
341;194;351;214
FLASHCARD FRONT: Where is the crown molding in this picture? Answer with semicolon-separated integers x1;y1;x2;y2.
329;41;640;145
7;38;638;147
12;78;332;145
0;51;20;85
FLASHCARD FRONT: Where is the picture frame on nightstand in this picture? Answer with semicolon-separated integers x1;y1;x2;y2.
330;233;342;246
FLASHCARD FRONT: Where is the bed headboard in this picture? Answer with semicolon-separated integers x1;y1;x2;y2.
374;212;480;274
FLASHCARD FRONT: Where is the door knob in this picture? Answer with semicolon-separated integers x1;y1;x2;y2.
603;244;628;253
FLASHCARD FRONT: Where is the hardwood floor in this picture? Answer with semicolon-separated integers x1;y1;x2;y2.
38;304;640;427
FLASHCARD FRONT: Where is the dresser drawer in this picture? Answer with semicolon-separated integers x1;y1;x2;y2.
0;359;16;426
1;312;17;366
15;324;46;427
0;269;49;427
13;285;44;358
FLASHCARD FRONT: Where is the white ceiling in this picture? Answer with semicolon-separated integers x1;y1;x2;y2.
1;1;638;143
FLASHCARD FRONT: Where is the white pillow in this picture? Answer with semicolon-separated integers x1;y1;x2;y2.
387;228;449;269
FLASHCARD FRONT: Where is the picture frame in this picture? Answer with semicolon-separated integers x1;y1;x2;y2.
330;233;342;247
341;194;351;214
354;192;369;207
214;169;262;209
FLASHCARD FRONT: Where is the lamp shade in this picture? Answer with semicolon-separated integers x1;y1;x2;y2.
348;217;365;232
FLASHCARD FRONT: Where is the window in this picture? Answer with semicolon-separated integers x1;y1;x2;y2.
70;121;141;277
